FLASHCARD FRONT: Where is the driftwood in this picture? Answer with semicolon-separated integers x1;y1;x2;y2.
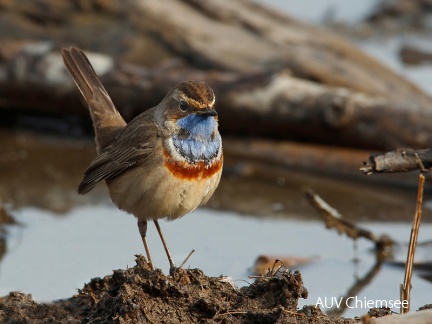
361;149;432;175
1;42;432;150
1;1;432;150
132;0;431;106
305;189;393;255
0;0;429;105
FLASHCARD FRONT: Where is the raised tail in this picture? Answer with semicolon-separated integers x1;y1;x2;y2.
62;47;126;152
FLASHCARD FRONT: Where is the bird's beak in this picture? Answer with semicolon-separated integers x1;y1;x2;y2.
196;108;218;117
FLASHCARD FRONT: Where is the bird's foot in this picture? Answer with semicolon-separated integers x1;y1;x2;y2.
170;249;195;276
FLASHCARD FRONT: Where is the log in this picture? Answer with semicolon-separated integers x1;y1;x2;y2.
132;0;432;107
217;74;432;149
0;0;431;104
1;1;432;150
2;42;432;150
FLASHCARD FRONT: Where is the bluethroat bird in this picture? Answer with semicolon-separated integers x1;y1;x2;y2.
62;47;223;274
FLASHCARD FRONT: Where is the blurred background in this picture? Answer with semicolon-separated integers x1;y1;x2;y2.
1;0;432;317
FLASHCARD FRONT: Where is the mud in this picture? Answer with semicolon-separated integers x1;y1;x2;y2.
0;255;358;323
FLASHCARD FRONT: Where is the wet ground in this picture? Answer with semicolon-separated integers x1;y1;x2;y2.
1;255;346;323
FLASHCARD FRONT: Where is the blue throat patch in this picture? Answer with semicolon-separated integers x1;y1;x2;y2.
173;114;221;163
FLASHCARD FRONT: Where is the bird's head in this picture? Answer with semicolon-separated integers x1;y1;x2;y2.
159;81;219;139
162;80;216;117
158;81;221;163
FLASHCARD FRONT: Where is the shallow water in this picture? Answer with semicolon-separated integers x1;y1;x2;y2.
1;205;431;317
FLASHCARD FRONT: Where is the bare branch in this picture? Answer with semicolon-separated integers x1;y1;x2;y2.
361;149;432;175
305;189;393;257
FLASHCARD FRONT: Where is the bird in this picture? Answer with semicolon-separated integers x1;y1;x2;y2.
61;47;223;274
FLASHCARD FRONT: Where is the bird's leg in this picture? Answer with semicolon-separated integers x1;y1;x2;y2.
153;220;176;275
137;219;154;270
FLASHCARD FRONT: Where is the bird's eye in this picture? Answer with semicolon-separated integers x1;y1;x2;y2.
179;100;188;112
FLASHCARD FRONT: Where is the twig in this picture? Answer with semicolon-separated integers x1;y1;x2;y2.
248;259;289;280
269;259;286;276
305;188;372;240
179;249;195;269
216;311;248;317
305;189;394;260
400;174;424;314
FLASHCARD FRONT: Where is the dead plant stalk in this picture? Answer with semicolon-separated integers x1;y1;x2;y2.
400;174;424;314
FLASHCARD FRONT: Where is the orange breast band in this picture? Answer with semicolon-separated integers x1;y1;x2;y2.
163;150;223;180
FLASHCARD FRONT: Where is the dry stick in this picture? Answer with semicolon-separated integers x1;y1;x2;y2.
360;149;432;175
400;174;425;314
178;249;195;269
305;189;384;245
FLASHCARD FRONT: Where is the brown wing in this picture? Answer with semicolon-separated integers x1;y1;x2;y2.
62;47;126;151
78;110;159;194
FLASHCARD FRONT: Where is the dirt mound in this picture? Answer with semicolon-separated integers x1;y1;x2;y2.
0;255;355;323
